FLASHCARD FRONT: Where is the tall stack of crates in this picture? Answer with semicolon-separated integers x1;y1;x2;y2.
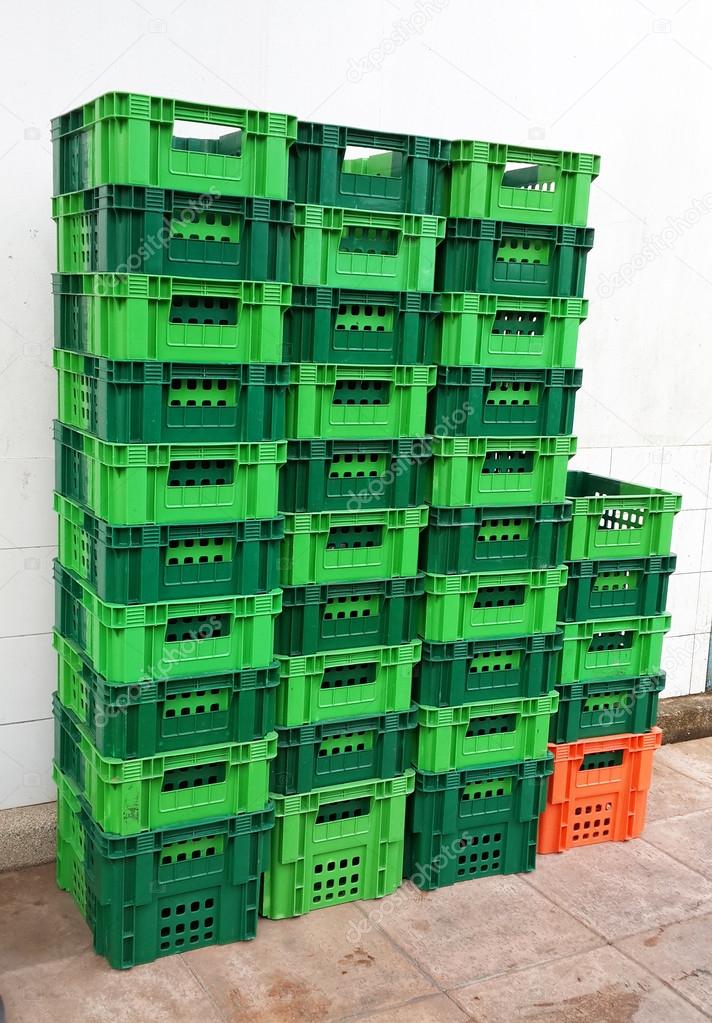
262;124;449;918
539;472;680;852
50;93;295;966
406;144;599;890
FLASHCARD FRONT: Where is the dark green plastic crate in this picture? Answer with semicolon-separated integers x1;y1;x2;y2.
290;121;449;214
56;493;283;604
55;351;288;444
435;220;594;297
419;503;571;574
404;756;553;890
55;767;273;969
271;706;417;794
55;631;278;758
284;286;439;365
280;438;431;513
276;575;424;657
551;673;665;743
414;632;562;706
559;555;677;623
52;92;296;198
54;186;293;280
428;366;582;437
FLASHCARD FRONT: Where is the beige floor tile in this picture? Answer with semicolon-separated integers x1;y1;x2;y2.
647;760;712;821
657;738;712;786
643;809;712;878
343;993;471;1022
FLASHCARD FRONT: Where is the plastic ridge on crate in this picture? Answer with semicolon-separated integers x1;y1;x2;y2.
276;575;424;657
280;438;431;512
53;274;291;364
262;771;414;919
55;494;284;603
420;502;572;575
414;692;558;773
54;187;293;281
538;728;663;852
429;435;577;508
435;220;594;297
276;641;420;727
52;92;297;198
55;561;282;684
54;631;279;758
404;755;553;889
565;471;682;560
284;286;440;365
559;613;672;685
414;632;562;707
436;294;588;370
272;705;417;794
291;205;445;292
281;506;427;586
55;422;286;526
422;567;568;644
551;673;665;744
286;364;435;441
447;141;599;226
428;366;582;438
54;696;277;835
559;555;677;623
290;122;450;214
55;351;288;444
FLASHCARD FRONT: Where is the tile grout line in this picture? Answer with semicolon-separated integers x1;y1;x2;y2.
336;990;473;1023
612;936;712;1021
653;756;712;790
690;449;712;674
637;833;712;882
179;955;231;1023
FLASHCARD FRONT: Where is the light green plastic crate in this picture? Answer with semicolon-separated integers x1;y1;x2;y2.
559;613;672;685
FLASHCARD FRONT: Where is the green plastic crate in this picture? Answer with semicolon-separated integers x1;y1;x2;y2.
280;438;431;513
276;575;424;657
429;366;582;438
566;472;681;560
559;613;672;685
436;293;587;369
55;422;286;526
276;641;420;727
55;562;281;685
55;351;288;444
286;364;435;441
262;772;414;919
559;555;677;623
54;186;293;280
447;141;599;226
54;696;277;835
420;503;571;575
429;435;577;508
291;205;445;291
281;506;427;586
55;767;273;968
422;566;567;644
56;494;283;604
272;706;417;795
284;286;439;365
55;631;278;758
290;121;450;214
52;92;296;198
551;673;665;743
404;756;553;889
415;632;562;707
53;274;290;365
435;221;594;297
414;692;558;772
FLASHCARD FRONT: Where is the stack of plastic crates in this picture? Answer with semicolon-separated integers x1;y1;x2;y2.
50;92;296;967
539;472;681;853
406;142;601;890
262;123;451;919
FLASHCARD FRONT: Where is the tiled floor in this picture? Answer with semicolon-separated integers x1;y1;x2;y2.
1;740;712;1022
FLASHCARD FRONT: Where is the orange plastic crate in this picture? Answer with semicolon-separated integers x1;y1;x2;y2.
538;727;662;853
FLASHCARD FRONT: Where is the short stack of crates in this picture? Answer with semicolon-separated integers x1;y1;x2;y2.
50;93;295;966
406;143;598;890
539;472;680;852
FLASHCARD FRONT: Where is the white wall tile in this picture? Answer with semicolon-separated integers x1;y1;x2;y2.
660;446;712;511
665;572;700;638
0;547;54;639
569;447;612;478
0;458;54;550
671;509;705;575
701;510;712;572
695;573;712;634
609;447;663;489
0;634;54;725
691;633;710;696
0;718;54;810
661;634;695;699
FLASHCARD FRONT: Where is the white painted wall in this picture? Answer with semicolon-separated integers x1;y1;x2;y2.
0;0;710;809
